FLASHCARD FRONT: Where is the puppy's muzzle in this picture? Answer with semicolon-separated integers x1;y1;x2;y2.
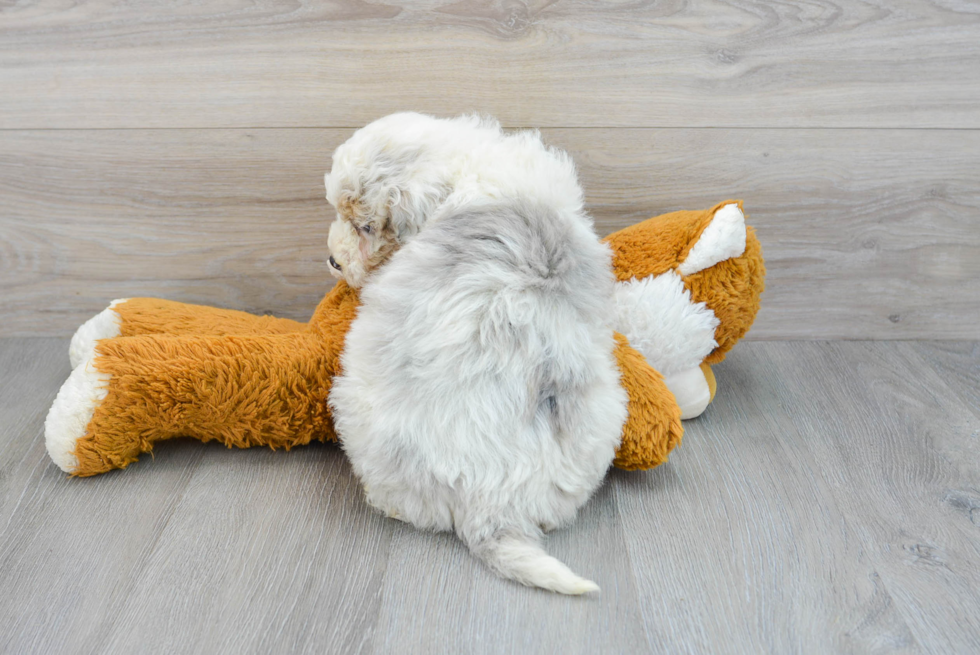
329;255;342;272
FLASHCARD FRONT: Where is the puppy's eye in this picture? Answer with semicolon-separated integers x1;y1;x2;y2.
360;224;373;235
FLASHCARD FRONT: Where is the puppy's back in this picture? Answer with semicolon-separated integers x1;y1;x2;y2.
334;199;627;594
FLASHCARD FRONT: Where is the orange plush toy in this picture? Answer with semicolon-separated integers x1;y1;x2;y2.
45;201;764;477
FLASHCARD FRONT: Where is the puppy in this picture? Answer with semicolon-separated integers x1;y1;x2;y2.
325;113;628;594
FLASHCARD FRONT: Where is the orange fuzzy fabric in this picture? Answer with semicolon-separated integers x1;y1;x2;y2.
116;297;306;338
611;334;683;471
70;202;764;476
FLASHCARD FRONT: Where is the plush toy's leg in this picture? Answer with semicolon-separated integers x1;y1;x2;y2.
612;334;684;470
47;331;340;476
69;297;307;368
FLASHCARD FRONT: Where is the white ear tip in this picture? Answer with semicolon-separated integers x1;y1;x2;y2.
716;203;743;221
677;203;746;276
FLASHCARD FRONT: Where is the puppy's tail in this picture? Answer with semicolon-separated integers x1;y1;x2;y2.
466;529;599;595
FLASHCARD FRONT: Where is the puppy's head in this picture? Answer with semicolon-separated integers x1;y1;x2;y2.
325;184;399;289
325;113;451;287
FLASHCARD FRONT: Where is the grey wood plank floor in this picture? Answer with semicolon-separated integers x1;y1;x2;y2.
1;339;978;654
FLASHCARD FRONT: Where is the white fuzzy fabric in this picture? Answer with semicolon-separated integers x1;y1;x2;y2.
678;203;746;276
662;367;712;420
612;272;719;377
44;359;110;473
328;113;626;594
68;299;127;369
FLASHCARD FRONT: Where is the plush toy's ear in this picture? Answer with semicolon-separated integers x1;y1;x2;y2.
677;203;747;276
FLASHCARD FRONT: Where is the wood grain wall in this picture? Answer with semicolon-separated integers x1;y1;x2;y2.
1;0;978;338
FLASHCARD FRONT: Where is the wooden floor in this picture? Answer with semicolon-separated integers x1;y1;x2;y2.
2;338;978;654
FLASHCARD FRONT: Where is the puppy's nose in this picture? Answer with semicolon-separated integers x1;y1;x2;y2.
329;255;342;271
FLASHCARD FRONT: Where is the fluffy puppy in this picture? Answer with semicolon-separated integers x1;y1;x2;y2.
325;113;627;594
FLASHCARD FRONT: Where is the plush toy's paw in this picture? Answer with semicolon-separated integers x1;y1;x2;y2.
69;299;128;369
44;357;111;473
663;364;715;420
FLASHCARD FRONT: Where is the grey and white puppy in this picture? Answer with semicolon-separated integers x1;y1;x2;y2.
326;113;628;594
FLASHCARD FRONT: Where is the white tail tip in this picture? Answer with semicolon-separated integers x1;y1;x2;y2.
474;532;600;596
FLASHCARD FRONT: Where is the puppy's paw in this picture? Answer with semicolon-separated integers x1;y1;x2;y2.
386;508;408;522
69;299;128;369
44;358;111;474
362;485;409;522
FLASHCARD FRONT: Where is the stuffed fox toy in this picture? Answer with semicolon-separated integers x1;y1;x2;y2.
45;200;764;477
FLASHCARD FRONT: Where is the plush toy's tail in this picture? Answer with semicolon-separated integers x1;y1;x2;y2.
465;529;599;595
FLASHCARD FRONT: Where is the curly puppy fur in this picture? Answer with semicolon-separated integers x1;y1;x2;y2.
325;113;628;594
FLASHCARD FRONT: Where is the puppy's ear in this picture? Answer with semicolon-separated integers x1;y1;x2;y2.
386;187;416;241
386;182;450;242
